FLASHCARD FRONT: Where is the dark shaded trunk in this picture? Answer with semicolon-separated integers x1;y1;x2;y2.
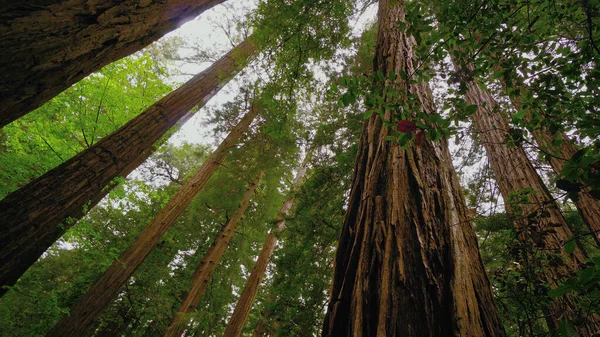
223;166;307;337
0;0;227;127
163;171;263;337
0;38;255;295
252;320;270;337
455;58;600;334
321;1;505;336
45;106;259;337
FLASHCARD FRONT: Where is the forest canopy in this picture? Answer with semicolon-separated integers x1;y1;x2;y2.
0;0;599;336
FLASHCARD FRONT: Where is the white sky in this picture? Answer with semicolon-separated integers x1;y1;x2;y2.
156;0;378;147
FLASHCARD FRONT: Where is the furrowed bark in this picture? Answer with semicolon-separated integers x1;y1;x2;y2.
163;171;264;337
223;166;307;337
0;38;255;295
456;58;600;335
46;106;259;337
321;1;505;336
508;93;600;247
0;0;227;127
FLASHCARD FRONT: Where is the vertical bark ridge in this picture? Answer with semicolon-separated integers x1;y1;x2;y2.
0;0;227;127
0;37;255;295
485;55;600;246
321;1;505;336
223;166;308;337
456;59;600;334
45;106;259;337
509;93;600;247
164;171;264;337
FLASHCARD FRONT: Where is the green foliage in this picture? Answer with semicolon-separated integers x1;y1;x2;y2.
252;0;354;87
0;53;173;199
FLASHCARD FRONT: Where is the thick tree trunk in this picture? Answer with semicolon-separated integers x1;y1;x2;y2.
163;171;264;337
456;60;600;334
223;166;307;337
0;38;255;295
45;106;259;337
0;0;227;127
321;1;505;336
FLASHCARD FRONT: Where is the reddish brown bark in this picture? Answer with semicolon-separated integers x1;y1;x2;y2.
512;99;600;247
0;0;226;128
486;57;600;246
0;38;255;295
457;61;600;334
321;1;505;336
46;106;259;337
223;167;307;337
163;171;263;337
252;320;271;337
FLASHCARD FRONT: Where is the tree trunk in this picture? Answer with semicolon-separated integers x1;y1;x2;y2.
483;54;600;247
45;106;259;337
163;171;264;337
510;94;600;247
456;59;600;334
223;166;307;337
0;0;227;127
252;320;270;337
321;1;505;336
0;38;255;295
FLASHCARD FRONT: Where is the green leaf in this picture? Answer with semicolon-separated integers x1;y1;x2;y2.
571;149;588;162
511;110;526;122
548;284;573;298
465;105;478;115
564;239;577;254
559;320;580;337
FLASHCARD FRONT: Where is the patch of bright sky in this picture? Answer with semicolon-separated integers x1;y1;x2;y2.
157;0;378;147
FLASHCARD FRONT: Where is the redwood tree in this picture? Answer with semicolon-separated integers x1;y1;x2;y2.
46;105;259;337
454;59;600;334
507;90;600;247
223;166;307;337
0;0;227;127
0;37;255;295
164;171;263;337
321;1;505;336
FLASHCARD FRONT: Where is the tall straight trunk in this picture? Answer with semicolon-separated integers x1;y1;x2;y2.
321;1;505;336
252;320;270;337
0;0;227;127
509;93;600;247
223;166;307;337
0;38;255;295
456;59;600;334
45;106;259;337
164;171;264;337
482;51;600;246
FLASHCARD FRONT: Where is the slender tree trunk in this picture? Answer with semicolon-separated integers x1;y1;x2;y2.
164;171;264;337
321;1;505;336
45;106;259;337
509;94;600;247
251;313;278;337
0;0;228;127
252;320;270;337
0;38;255;295
223;166;307;337
455;59;600;334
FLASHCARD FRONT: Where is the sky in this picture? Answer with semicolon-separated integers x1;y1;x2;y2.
154;0;378;147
